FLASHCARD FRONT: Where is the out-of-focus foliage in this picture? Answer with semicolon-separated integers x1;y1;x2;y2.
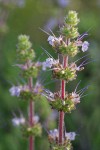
0;0;100;150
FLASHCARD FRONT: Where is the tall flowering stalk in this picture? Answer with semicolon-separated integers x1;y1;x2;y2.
9;10;90;150
9;35;43;150
43;10;89;149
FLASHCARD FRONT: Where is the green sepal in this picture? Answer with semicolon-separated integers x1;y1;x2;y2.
17;48;35;62
61;27;79;39
20;90;41;101
65;10;80;26
21;66;39;78
22;123;42;138
59;42;78;57
50;98;76;113
17;35;32;51
52;67;77;82
49;139;73;150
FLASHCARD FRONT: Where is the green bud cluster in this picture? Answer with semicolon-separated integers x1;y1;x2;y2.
52;65;77;82
19;84;43;101
22;123;42;138
65;11;80;26
49;91;80;113
61;27;79;39
50;98;76;113
20;90;35;101
17;35;35;62
49;139;72;150
61;11;79;40
20;90;42;101
47;11;80;57
59;42;78;57
21;66;39;78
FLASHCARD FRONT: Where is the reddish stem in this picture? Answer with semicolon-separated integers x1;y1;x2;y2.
59;56;68;145
29;77;34;150
29;100;34;150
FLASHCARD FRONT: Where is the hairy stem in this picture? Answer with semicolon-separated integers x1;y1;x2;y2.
59;56;68;144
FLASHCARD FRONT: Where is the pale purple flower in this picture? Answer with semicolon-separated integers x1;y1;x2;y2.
71;92;80;104
34;82;42;93
33;115;39;124
82;41;89;52
49;129;58;140
49;129;76;141
47;35;62;46
13;64;28;70
12;117;25;126
47;36;57;46
65;132;76;141
9;86;22;97
42;58;58;70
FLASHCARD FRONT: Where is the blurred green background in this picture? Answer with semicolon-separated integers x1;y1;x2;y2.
0;0;100;150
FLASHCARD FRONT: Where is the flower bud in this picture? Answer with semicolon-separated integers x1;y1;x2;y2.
52;65;77;82
65;10;80;26
17;35;32;51
59;42;78;57
61;26;79;39
17;35;35;62
22;66;39;78
22;123;42;138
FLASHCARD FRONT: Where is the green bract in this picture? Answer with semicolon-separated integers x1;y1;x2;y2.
17;35;35;62
59;42;78;57
52;67;77;82
50;98;76;113
49;139;72;150
17;48;35;62
65;11;80;26
17;35;32;51
21;66;39;78
61;27;79;39
22;123;42;138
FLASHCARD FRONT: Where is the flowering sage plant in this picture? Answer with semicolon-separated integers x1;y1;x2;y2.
9;10;90;150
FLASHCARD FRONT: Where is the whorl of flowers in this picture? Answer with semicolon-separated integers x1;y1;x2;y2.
48;129;76;150
47;11;89;57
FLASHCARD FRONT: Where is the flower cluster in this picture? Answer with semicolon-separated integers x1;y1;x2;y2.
22;123;42;138
43;89;81;113
43;57;86;82
9;82;43;101
48;129;75;150
17;35;35;62
12;115;42;138
12;116;25;126
47;11;89;57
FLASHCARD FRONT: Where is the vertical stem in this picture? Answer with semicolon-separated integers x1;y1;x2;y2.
59;56;68;144
29;77;34;150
